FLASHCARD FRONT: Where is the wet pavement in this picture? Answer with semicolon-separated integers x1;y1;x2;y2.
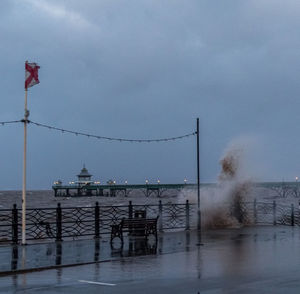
0;226;300;293
0;232;189;273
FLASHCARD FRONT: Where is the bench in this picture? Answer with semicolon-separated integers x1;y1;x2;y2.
111;216;159;244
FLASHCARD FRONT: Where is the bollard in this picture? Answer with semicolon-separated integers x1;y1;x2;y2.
185;200;190;230
253;198;257;224
12;204;18;244
56;203;62;241
291;203;295;226
94;202;100;238
159;200;163;232
273;200;277;226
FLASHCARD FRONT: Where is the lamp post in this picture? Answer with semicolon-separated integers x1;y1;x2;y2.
196;117;203;246
296;177;299;198
196;118;201;231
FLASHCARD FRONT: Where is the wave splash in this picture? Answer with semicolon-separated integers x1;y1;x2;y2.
179;140;254;229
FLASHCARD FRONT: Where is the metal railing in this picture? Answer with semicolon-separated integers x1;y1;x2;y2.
240;200;297;226
0;200;298;244
0;200;196;244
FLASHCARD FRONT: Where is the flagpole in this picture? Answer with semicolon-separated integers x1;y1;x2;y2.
22;61;40;245
22;88;28;245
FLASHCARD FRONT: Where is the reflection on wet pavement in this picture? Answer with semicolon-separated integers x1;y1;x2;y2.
0;230;192;273
111;238;157;258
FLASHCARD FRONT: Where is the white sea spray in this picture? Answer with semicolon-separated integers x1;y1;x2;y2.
178;137;256;229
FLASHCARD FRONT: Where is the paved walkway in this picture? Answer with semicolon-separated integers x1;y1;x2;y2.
0;226;300;293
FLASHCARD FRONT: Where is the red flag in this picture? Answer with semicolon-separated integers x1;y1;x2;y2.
25;61;40;89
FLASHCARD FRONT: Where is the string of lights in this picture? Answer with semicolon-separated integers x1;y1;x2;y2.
29;120;196;143
0;120;22;125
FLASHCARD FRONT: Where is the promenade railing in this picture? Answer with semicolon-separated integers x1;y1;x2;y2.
0;201;197;244
0;200;298;244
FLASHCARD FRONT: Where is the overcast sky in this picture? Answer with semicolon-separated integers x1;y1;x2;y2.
1;0;300;189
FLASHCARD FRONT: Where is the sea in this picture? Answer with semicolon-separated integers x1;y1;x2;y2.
0;182;299;209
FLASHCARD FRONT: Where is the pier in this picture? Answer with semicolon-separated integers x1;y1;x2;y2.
52;165;202;197
52;165;300;198
52;183;196;197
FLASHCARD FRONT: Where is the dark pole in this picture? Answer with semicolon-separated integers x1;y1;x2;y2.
196;118;201;231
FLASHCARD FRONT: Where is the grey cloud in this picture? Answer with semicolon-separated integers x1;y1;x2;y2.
0;0;300;188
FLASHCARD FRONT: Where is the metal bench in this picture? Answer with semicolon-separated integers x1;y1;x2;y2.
110;216;159;244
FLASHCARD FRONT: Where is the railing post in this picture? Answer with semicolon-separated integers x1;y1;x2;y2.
185;200;190;230
95;202;100;238
273;200;277;226
128;201;133;219
159;200;163;232
291;203;295;226
94;238;100;262
128;201;133;218
56;203;62;241
12;204;18;244
11;245;18;271
253;198;257;224
128;201;133;235
55;241;62;266
298;201;300;226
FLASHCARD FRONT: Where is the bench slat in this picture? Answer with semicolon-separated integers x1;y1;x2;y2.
122;218;157;228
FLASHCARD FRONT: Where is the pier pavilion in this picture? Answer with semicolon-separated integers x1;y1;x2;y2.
76;165;93;185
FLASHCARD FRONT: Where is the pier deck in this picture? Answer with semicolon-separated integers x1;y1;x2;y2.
52;183;201;197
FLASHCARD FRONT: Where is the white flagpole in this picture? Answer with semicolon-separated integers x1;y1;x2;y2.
22;88;28;245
